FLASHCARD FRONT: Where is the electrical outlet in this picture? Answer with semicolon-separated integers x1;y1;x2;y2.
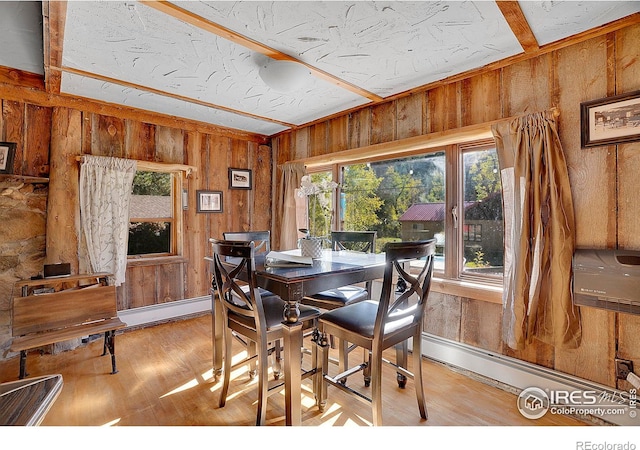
615;358;634;380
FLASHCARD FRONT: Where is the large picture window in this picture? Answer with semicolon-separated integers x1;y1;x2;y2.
305;139;503;287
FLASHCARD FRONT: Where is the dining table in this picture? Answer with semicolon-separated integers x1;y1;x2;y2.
209;248;387;426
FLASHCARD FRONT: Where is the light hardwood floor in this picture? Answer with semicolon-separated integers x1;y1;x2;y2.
0;314;589;427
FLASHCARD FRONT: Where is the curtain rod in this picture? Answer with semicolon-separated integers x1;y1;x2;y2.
76;156;197;177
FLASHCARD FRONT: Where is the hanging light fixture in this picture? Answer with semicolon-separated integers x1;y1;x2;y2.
259;58;311;93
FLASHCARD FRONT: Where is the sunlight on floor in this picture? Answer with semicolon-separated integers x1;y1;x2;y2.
101;418;121;426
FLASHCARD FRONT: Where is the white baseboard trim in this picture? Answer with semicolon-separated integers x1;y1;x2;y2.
117;296;212;329
421;333;636;426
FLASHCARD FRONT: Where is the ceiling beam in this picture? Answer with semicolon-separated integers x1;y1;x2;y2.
496;1;539;53
42;0;66;94
139;0;384;102
55;65;297;129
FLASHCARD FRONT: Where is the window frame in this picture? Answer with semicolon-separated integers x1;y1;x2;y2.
303;137;503;298
127;168;185;259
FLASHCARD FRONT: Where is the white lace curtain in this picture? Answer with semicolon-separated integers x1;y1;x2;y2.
79;155;137;286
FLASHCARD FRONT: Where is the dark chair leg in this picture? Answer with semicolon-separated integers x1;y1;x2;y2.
19;350;27;379
104;330;118;374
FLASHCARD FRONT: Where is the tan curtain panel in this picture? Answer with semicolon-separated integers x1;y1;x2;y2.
276;162;306;250
492;110;581;350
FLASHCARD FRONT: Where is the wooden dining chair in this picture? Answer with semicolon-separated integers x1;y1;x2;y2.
301;231;377;376
210;239;321;426
315;239;436;426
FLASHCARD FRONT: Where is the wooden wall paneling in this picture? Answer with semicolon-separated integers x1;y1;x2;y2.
501;53;553;117
251;144;272;232
24;104;52;177
309;121;328;157
229;138;249;232
125;265;158;309
426;83;460;133
424;292;462;342
557;36;617;249
613;24;640;392
292;127;310;161
46;107;82;272
553;35;617;386
124;120;156;161
2;100;24;175
207;134;229;239
616;24;640;251
183;131;206;299
460;71;502;127
617;314;640;391
271;136;286;251
395;93;424;140
347;107;371;149
328;116;348;153
155;126;184;164
370;101;396;145
157;262;184;302
459;297;503;354
90;114;125;157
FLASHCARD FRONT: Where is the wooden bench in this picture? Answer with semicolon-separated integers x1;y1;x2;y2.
10;273;126;379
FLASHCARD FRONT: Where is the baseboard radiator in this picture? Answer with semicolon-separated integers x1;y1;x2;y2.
117;297;633;426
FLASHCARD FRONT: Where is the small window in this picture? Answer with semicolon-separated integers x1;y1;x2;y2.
128;171;175;256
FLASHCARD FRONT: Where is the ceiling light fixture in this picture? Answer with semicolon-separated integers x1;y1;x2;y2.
259;58;311;93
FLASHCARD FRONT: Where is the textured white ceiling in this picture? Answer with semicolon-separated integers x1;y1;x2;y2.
1;1;639;136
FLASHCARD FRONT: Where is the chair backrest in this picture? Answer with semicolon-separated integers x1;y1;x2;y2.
210;239;268;330
223;231;271;255
331;231;377;253
375;239;436;337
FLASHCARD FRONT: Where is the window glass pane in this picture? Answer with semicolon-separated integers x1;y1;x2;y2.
462;148;503;275
128;171;173;256
128;222;171;255
306;171;334;239
341;153;445;263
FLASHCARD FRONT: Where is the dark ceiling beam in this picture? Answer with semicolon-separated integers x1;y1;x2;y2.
496;1;540;53
139;0;384;102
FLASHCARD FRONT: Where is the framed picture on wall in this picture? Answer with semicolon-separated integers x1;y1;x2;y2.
581;90;640;148
196;190;223;213
228;168;252;189
0;142;17;174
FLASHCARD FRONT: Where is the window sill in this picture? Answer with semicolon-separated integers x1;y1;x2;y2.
430;276;502;304
127;255;187;267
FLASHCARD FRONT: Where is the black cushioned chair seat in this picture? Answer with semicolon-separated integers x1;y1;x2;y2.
228;296;320;331
318;300;414;339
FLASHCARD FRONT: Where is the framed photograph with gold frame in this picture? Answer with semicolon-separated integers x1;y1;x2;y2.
581;90;640;148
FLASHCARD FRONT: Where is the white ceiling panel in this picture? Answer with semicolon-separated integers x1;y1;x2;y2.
520;1;640;46
1;1;639;137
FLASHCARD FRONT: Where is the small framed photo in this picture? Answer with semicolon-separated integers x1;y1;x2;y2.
581;90;640;148
0;142;17;174
196;190;223;213
228;168;252;190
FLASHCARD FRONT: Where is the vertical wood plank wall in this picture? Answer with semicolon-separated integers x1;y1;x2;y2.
272;24;640;390
0;103;271;315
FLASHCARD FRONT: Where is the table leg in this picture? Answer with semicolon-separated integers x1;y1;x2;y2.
282;319;303;426
211;292;224;379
